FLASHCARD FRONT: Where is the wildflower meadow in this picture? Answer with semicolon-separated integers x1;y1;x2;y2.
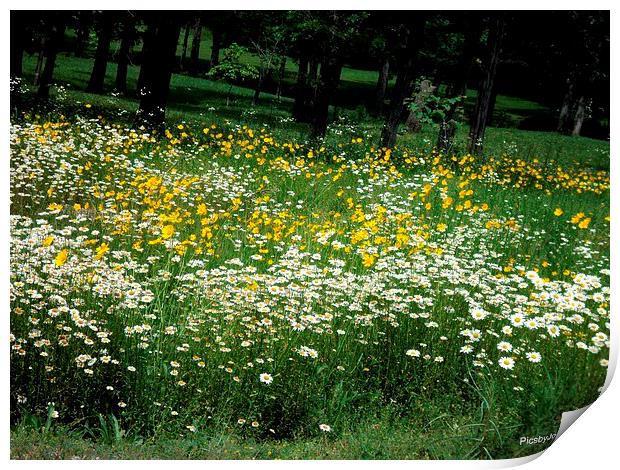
10;113;610;458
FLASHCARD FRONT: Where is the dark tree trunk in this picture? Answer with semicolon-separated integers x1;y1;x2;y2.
292;56;309;122
180;23;190;70
10;11;26;79
486;84;499;125
310;58;343;138
189;17;202;75
253;73;264;106
572;95;588;136
374;57;390;116
467;16;506;156
10;12;27;110
87;13;114;94
74;12;91;57
307;58;319;109
380;63;416;148
209;26;221;70
380;18;425;149
136;21;157;96
135;17;181;133
276;55;286;101
37;18;65;101
557;77;575;134
10;11;27;78
115;15;135;94
437;22;482;154
292;58;319;122
33;37;46;86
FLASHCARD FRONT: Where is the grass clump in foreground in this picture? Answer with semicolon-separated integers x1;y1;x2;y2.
11;399;557;459
10;92;609;459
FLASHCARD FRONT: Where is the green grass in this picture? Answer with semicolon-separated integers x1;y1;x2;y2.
11;394;558;460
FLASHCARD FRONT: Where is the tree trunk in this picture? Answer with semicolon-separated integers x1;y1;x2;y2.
136;21;156;96
33;37;46;86
374;57;390;116
115;15;135;94
37;18;65;101
380;18;425;149
310;58;343;138
307;58;319;110
86;13;114;94
557;77;575;134
253;72;264;106
571;95;588;136
74;12;91;57
276;55;286;101
135;17;181;133
437;21;482;153
209;26;221;70
180;23;190;70
10;11;26;79
189;17;202;75
467;16;505;156
10;11;27;110
486;84;498;125
292;55;309;122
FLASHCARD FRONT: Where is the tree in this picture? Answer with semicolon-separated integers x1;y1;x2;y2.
275;55;287;102
380;15;426;148
374;57;390;116
364;12;404;117
179;21;191;70
189;16;203;75
207;43;259;107
74;11;92;57
115;12;136;94
437;16;483;154
467;15;506;155
288;11;367;138
10;11;27;80
555;12;608;136
36;15;66;101
247;14;286;106
135;14;181;132
87;11;116;94
210;24;222;70
311;55;343;138
286;12;325;124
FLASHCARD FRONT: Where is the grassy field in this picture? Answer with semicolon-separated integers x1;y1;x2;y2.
10;36;610;460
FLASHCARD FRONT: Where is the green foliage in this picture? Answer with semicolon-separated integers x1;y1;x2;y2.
207;43;259;84
408;80;464;128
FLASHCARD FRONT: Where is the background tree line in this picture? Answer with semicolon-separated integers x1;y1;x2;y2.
10;10;609;153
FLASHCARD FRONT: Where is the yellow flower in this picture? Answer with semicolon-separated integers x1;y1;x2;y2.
42;236;54;247
47;202;63;211
553;208;563;216
161;225;175;239
436;223;447;233
54;249;68;267
94;242;110;260
570;212;585;224
578;217;591;229
351;229;369;244
362;252;377;268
